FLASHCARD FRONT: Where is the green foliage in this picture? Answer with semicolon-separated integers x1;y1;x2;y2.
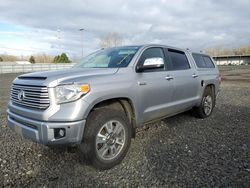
53;55;60;63
29;56;35;63
60;53;70;63
53;53;71;63
0;56;3;62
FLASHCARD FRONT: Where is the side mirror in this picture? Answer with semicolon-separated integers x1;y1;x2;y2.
136;57;164;72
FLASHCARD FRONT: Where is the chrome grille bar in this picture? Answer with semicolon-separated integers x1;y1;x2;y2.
11;84;50;110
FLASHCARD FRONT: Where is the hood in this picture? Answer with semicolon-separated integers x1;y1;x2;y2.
14;68;118;87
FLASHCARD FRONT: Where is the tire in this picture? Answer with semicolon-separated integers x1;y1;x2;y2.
79;108;132;170
193;87;215;118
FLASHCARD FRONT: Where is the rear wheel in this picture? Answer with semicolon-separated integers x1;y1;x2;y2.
194;87;215;118
79;108;132;170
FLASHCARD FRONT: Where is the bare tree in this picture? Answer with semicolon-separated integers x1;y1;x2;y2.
0;54;18;61
99;32;123;48
205;45;250;56
31;54;54;63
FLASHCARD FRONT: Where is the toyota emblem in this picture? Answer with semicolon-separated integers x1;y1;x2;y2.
17;90;25;101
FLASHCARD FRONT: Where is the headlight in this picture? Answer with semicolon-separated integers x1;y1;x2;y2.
55;83;90;104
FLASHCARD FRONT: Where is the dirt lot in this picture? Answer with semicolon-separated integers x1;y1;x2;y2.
219;65;250;86
0;67;249;187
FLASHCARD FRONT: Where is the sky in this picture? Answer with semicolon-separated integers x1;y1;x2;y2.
0;0;250;59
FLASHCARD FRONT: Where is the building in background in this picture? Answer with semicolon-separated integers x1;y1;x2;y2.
213;55;250;65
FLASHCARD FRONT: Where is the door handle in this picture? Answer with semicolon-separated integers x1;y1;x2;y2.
192;74;198;78
165;76;174;81
138;81;147;86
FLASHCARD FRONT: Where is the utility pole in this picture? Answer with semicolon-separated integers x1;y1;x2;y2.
79;28;85;57
57;28;62;54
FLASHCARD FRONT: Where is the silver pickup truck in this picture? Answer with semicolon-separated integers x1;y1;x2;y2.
7;44;220;169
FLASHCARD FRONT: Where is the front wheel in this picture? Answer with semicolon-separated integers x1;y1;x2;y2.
193;87;215;118
79;108;132;170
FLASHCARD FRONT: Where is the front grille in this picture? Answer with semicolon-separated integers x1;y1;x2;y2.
11;84;50;110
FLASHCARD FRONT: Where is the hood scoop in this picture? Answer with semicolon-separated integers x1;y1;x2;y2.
18;76;47;80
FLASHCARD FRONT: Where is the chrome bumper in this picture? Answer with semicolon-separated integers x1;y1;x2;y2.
7;110;86;145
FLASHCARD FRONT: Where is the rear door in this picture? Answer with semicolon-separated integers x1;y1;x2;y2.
165;48;200;112
192;53;220;96
135;47;174;123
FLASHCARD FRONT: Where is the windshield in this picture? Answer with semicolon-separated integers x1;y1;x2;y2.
74;46;140;68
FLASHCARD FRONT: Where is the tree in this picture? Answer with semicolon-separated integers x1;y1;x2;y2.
29;56;35;63
60;53;70;63
0;56;3;62
0;54;18;61
53;53;70;63
53;55;60;63
33;54;54;63
205;45;250;56
99;32;123;48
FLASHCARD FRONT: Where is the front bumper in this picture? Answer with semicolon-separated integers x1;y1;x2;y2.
7;110;86;145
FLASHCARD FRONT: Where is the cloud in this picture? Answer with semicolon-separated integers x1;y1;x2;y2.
0;0;249;57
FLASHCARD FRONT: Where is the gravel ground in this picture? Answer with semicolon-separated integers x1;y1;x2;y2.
0;73;249;187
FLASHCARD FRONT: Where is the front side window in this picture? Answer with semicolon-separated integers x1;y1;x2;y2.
138;47;166;71
74;46;140;68
168;49;190;70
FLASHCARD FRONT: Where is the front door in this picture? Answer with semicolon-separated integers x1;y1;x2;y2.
135;47;174;123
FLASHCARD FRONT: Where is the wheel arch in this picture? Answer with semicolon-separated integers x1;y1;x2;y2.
205;83;216;107
85;97;137;138
205;83;215;96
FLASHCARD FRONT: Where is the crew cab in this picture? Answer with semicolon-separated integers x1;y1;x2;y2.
7;44;220;169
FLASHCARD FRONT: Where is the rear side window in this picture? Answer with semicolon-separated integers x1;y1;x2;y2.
192;54;207;68
203;56;215;68
192;53;215;68
168;49;190;70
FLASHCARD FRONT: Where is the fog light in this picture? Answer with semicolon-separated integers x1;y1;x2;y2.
54;128;66;139
59;129;65;137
